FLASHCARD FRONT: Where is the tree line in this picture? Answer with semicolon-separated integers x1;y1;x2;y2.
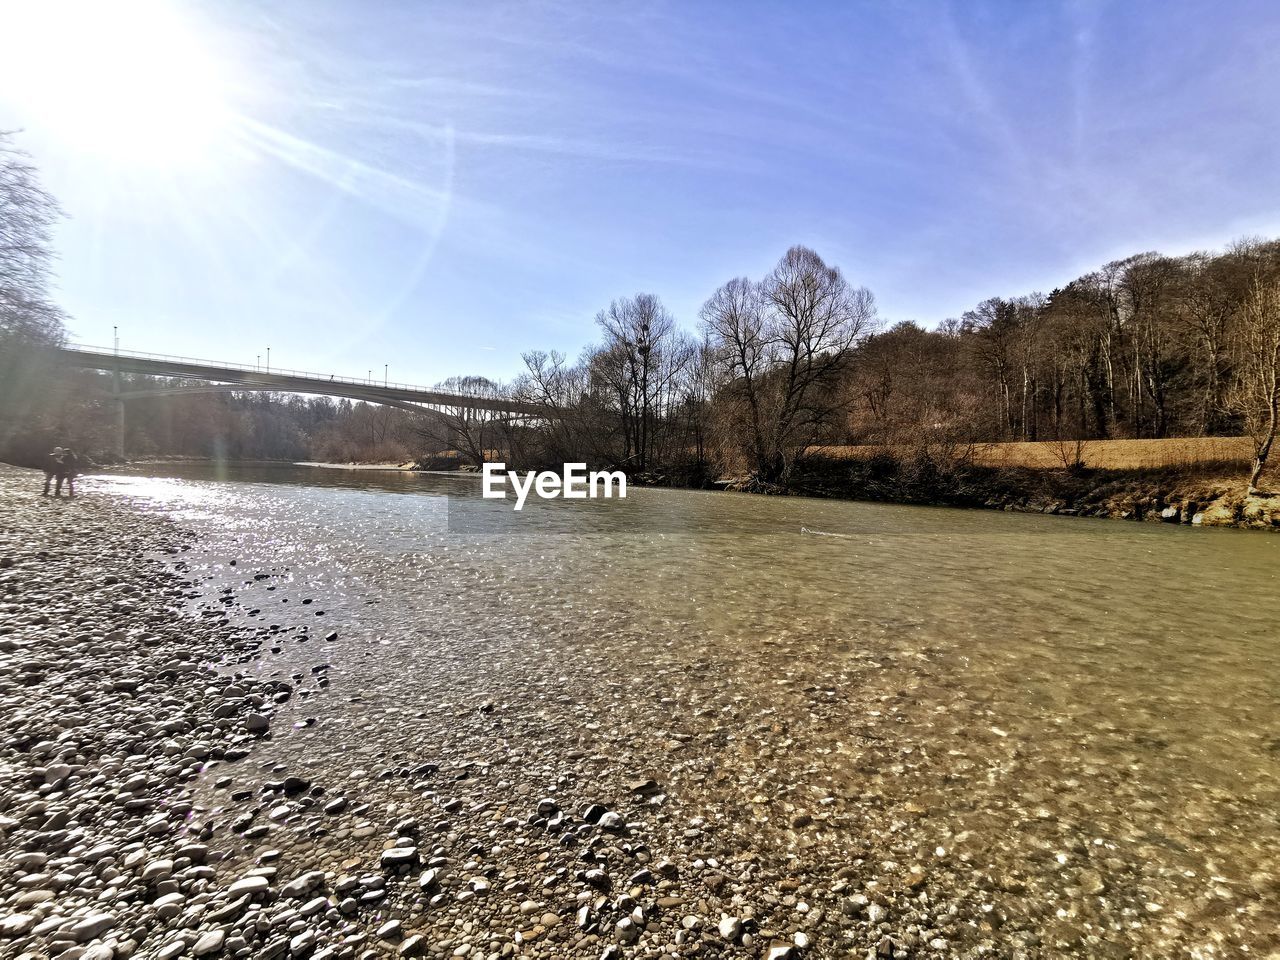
479;241;1280;492
3;132;1278;491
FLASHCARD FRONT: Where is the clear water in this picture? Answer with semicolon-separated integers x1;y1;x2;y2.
94;463;1280;956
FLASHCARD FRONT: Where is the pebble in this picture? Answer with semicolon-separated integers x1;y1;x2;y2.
227;876;270;898
70;913;117;943
193;929;226;956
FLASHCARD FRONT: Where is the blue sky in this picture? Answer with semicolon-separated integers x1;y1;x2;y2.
2;0;1279;386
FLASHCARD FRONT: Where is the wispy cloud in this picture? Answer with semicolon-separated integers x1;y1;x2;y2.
239;118;454;213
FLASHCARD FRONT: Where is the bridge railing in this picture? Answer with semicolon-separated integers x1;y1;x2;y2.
65;343;480;396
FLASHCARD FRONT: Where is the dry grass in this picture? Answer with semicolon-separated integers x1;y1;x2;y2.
815;436;1255;471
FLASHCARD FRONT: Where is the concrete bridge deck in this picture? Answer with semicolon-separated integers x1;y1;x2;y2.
57;345;542;416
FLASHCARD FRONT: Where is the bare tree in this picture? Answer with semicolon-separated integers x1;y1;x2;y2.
410;375;510;468
0;132;65;346
1008;295;1045;441
700;276;767;469
703;246;876;481
587;343;635;461
961;297;1019;438
1;133;68;460
674;334;716;468
595;293;675;471
1231;280;1280;494
1118;253;1183;438
1178;251;1239;434
511;349;605;467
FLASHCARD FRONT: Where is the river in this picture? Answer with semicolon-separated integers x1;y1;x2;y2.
95;462;1280;957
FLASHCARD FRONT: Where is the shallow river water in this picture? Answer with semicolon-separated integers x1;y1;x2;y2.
97;463;1280;957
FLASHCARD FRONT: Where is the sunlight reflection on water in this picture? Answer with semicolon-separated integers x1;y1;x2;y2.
92;473;227;520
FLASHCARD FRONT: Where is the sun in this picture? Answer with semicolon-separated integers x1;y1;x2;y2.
0;0;235;167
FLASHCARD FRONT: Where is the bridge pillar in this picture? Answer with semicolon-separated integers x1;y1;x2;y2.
114;398;126;461
111;364;126;461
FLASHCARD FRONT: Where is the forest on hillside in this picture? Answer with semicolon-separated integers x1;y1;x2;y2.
4;135;1279;491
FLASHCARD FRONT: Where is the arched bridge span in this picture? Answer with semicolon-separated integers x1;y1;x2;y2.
55;345;544;458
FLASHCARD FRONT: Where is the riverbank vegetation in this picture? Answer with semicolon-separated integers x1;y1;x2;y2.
3;134;1279;520
0;133;70;464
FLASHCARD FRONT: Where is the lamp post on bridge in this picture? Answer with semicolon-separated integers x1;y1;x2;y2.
266;347;270;374
384;364;388;387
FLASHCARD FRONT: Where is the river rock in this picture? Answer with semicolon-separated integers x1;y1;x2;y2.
227;876;270;898
718;915;743;941
193;929;226;956
70;913;117;943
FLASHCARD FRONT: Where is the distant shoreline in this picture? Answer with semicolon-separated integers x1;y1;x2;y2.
58;455;1280;531
294;460;417;471
117;457;422;471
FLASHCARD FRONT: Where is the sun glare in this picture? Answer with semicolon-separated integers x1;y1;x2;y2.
0;0;234;167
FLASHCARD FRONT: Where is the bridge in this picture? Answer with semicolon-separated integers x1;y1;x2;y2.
56;345;545;458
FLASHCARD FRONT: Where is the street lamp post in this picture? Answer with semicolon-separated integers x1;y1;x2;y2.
384;364;388;387
266;347;271;374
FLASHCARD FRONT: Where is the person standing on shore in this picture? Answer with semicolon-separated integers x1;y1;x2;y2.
42;446;65;496
59;448;81;498
41;446;80;497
